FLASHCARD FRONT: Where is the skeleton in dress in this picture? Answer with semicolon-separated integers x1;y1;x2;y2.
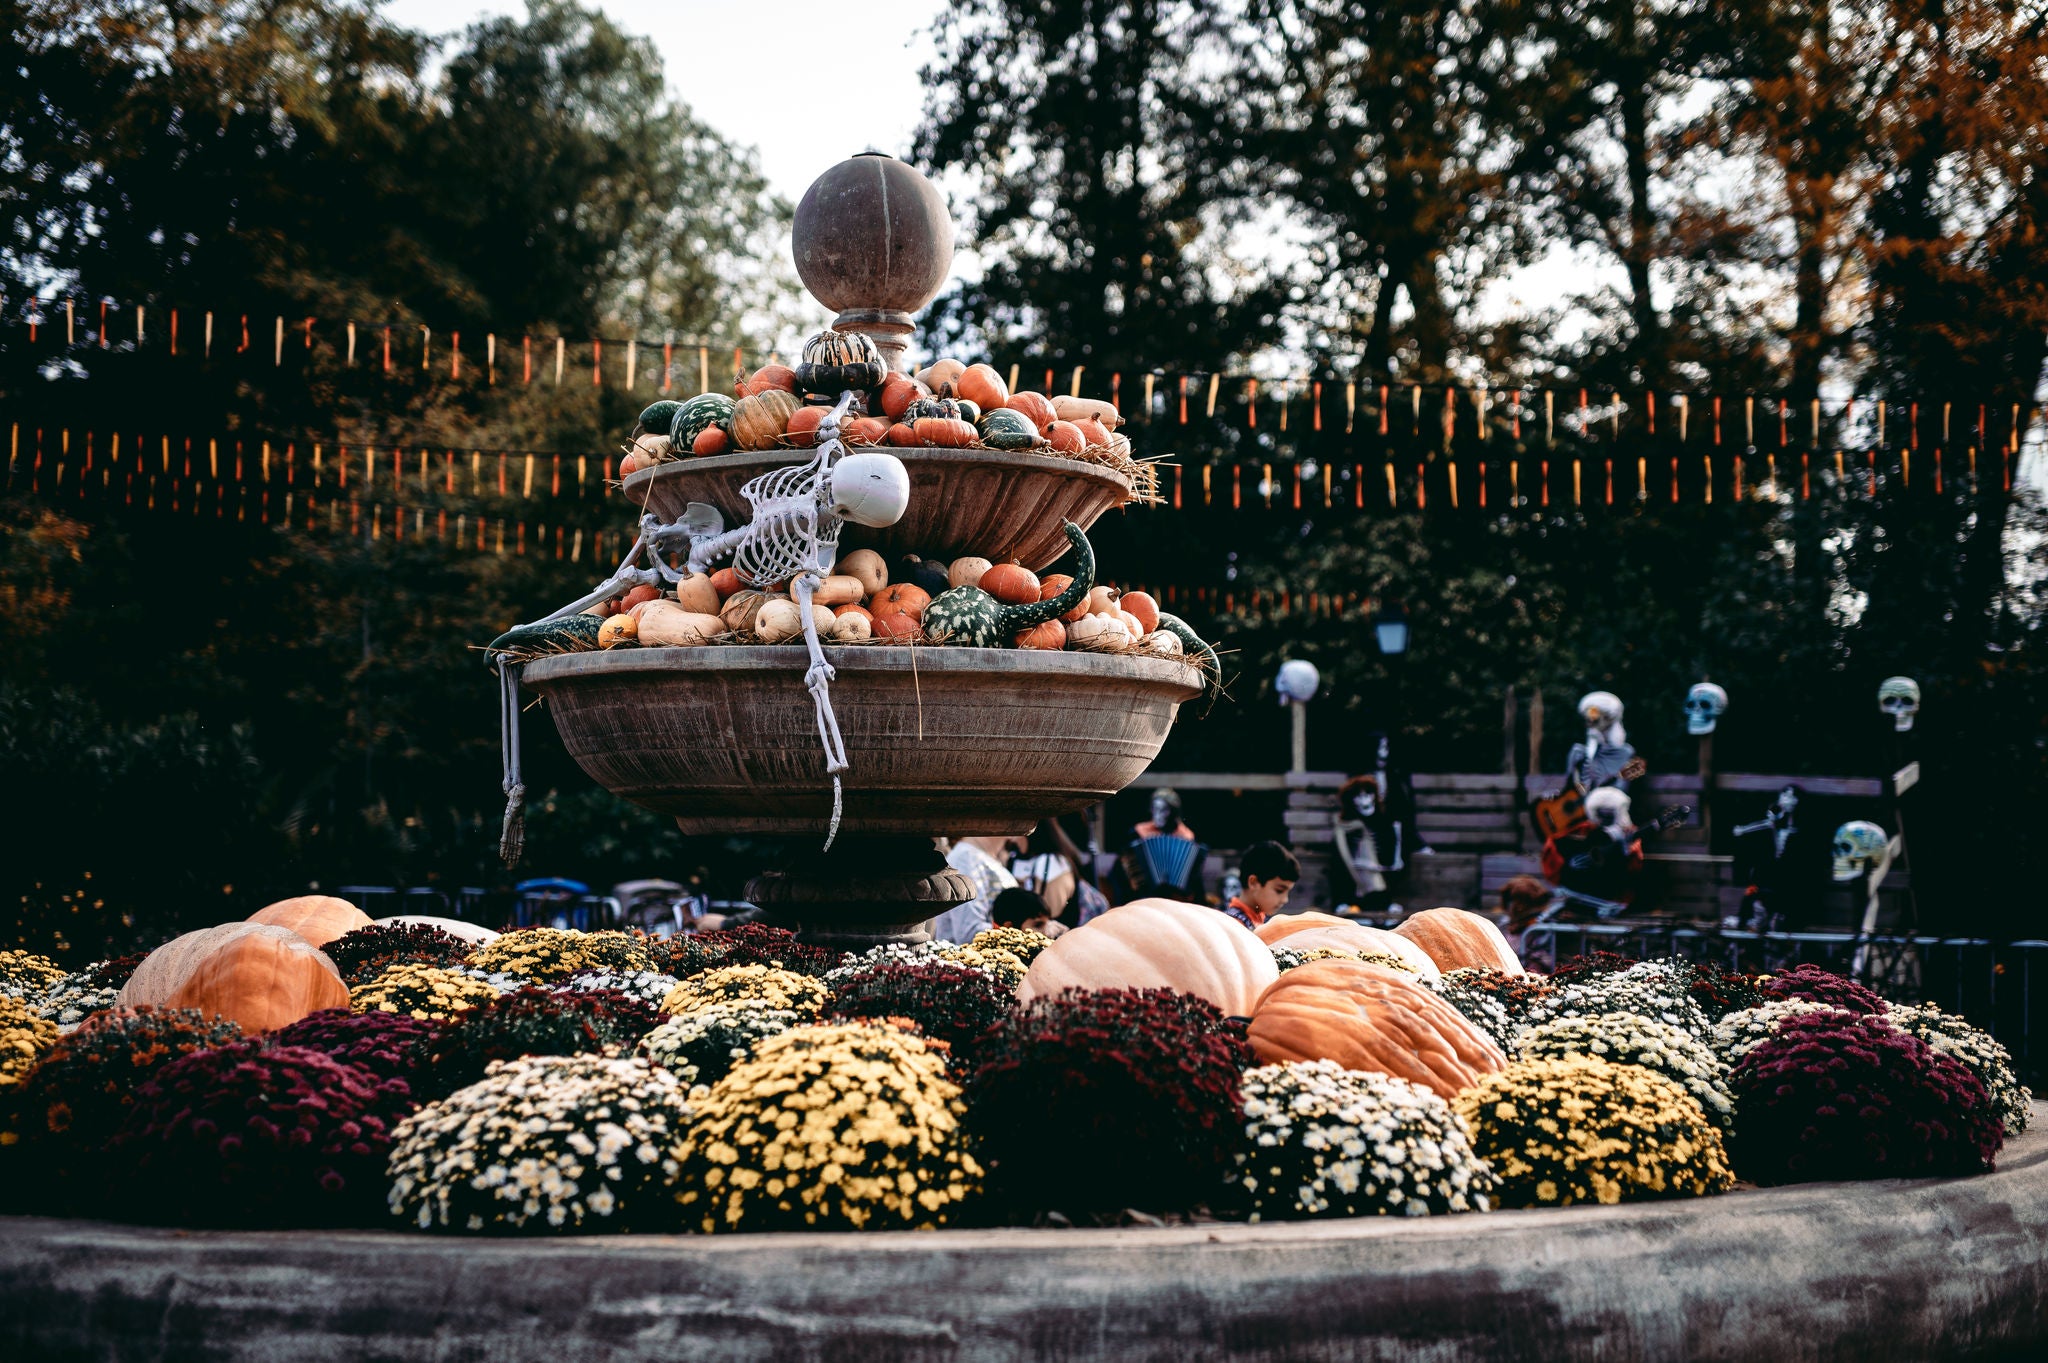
1332;733;1429;912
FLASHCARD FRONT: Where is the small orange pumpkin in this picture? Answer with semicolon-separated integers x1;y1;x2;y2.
1015;619;1066;650
954;363;1009;410
1046;420;1084;453
619;450;656;477
784;405;827;447
1039;574;1088;622
843;415;889;444
1073;417;1112;447
1121;591;1161;634
833;602;874;623
709;567;742;598
743;363;798;396
620;583;662;610
692;425;730;456
878;372;926;420
871;610;922;640
885;422;921;447
980;562;1042;604
248;895;370;949
912;416;978;448
871;583;931;619
1248;959;1507;1100
1394;907;1525;975
1018;899;1280;1016
1005;391;1056;431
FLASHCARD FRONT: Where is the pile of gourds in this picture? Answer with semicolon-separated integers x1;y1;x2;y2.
574;523;1211;666
618;331;1125;475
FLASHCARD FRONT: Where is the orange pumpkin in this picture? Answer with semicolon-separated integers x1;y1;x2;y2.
692;425;730;456
1014;619;1066;650
1121;591;1161;634
784;405;826;447
743;363;798;396
164;924;349;1034
954;363;1009;411
843;416;889;445
620;583;662;610
1248;959;1507;1100
1005;391;1056;431
619;450;656;477
870;610;922;641
917;358;966;391
709;567;742;598
1046;420;1084;453
980;562;1041;605
871;583;931;619
1394;907;1524;975
912;416;978;448
1277;925;1442;982
1017;898;1280;1016
1036;574;1088;623
1073;417;1112;447
248;894;370;949
833;602;874;623
885;422;921;447
731;389;801;451
878;372;926;420
120;923;259;1008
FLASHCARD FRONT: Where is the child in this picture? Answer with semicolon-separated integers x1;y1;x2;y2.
1220;841;1299;930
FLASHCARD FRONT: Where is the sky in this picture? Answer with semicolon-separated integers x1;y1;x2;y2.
385;0;944;206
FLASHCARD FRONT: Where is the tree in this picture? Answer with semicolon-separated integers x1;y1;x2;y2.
917;0;1291;372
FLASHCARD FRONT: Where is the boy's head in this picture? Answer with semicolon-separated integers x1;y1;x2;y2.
990;887;1050;929
1237;841;1300;916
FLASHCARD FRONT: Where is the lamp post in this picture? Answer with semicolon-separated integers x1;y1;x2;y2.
1276;659;1321;773
1373;602;1410;657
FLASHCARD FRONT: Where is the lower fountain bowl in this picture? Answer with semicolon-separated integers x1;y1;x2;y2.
521;646;1204;837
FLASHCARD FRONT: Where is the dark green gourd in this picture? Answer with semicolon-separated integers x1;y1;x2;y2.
922;522;1094;647
485;612;602;662
1154;610;1222;704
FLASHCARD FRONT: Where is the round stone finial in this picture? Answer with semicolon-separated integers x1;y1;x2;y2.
792;153;955;370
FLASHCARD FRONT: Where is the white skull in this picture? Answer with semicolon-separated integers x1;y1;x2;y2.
1585;786;1632;830
1685;682;1729;736
827;452;911;528
1276;659;1321;704
1578;691;1624;730
1877;676;1921;732
1832;820;1891;881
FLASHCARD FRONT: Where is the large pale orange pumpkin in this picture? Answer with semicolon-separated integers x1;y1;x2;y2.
1248;959;1506;1099
163;924;348;1033
1394;907;1524;975
1017;898;1279;1016
248;894;370;948
1258;914;1441;982
119;923;256;1008
1256;910;1367;945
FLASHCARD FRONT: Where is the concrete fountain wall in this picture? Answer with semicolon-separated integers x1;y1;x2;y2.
4;1103;2046;1363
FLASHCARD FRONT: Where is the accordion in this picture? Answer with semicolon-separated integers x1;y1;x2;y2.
1122;835;1207;898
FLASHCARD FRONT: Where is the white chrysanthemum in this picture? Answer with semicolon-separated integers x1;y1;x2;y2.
561;969;680;1007
1513;1010;1734;1129
1526;963;1709;1037
823;940;1026;990
637;1001;802;1087
33;969;120;1027
1709;998;1835;1066
386;1054;690;1233
1233;1060;1497;1221
1887;1002;2034;1135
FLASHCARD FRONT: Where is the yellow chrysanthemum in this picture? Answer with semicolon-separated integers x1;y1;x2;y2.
0;995;62;1087
351;964;499;1021
660;966;828;1018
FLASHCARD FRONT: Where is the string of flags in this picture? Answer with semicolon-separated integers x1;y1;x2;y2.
2;300;2038;454
4;420;2015;517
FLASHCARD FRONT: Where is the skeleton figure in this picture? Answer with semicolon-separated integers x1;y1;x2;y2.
1566;691;1635;792
1333;733;1429;912
1685;682;1729;736
1729;784;1821;931
1833;820;1892;882
1584;786;1634;840
1878;676;1921;732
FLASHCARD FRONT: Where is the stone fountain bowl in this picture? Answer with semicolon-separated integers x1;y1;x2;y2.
521;646;1203;836
621;448;1134;572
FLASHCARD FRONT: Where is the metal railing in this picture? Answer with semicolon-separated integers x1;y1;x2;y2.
1523;924;2048;1085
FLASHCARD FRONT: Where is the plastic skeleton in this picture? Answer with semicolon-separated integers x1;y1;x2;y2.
492;392;911;859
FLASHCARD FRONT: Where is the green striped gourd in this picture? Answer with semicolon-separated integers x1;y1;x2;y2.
1153;610;1222;705
669;393;737;448
637;399;684;436
922;522;1094;647
976;408;1042;450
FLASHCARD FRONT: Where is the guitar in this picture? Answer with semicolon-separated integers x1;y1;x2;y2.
1529;756;1649;841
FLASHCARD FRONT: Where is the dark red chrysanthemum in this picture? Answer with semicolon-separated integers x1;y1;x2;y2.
1759;963;1887;1015
421;985;660;1099
1728;1008;2004;1184
821;961;1012;1063
323;922;473;987
663;923;839;979
266;1008;445;1090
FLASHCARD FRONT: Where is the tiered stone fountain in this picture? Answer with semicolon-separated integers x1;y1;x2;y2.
521;153;1201;949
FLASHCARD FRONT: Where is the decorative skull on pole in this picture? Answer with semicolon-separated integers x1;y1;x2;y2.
1684;682;1729;735
1877;676;1921;732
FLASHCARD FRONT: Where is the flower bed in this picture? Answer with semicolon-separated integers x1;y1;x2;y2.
0;930;2025;1236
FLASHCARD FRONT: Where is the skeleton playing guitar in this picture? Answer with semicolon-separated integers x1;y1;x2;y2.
1529;756;1649;841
